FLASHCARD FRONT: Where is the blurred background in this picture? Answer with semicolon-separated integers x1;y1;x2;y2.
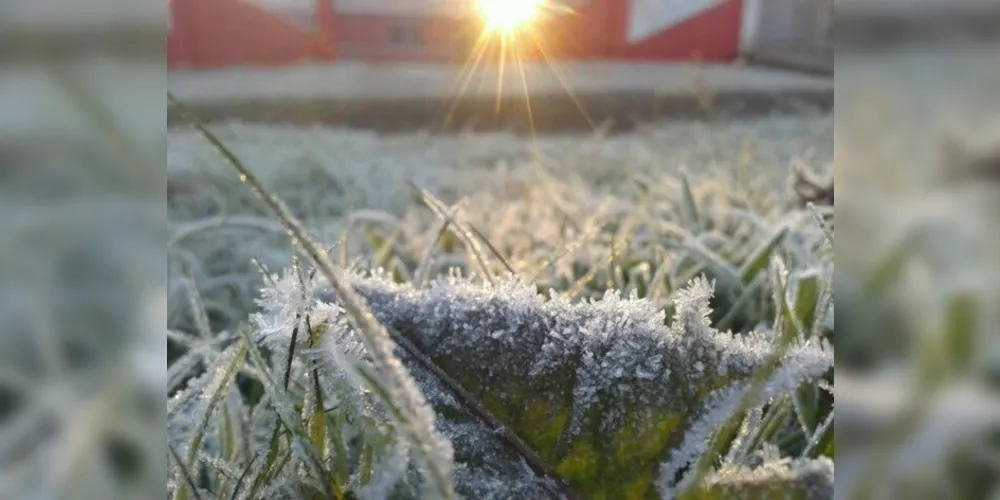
1;0;998;498
0;0;165;498
835;1;1000;499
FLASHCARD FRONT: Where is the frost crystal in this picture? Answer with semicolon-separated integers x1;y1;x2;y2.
701;457;834;500
271;268;836;498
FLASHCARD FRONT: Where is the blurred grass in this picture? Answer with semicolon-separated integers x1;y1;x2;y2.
0;9;165;499
835;33;1000;499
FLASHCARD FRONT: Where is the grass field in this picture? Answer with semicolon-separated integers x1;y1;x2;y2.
166;113;835;499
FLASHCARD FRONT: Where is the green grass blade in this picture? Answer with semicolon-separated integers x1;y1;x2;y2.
679;171;702;234
178;340;247;500
943;291;978;375
170;444;206;500
739;226;789;285
227;455;258;500
862;228;924;298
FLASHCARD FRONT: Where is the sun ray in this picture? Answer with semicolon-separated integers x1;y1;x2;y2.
474;40;492;101
495;37;508;115
445;0;582;131
442;30;493;129
529;31;597;130
514;41;536;141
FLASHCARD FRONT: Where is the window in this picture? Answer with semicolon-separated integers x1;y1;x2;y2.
388;24;424;46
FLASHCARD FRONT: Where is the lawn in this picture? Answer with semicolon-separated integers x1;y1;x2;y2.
166;113;834;499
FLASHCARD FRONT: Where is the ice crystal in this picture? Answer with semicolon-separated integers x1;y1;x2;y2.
255;266;835;498
700;457;834;500
358;441;411;500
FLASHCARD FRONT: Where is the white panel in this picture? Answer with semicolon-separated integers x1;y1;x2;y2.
626;0;726;44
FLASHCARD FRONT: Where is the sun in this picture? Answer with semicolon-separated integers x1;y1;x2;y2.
476;0;545;35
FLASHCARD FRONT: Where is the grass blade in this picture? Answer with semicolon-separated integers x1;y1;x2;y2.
739;226;789;285
170;444;206;500
170;92;456;499
227;455;258;500
679;171;702;234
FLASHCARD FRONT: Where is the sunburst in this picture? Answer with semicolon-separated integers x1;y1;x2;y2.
441;0;593;137
477;0;545;36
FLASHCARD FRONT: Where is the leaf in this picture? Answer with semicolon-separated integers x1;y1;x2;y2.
301;272;833;499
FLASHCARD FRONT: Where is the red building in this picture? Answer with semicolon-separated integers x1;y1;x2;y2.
167;0;743;69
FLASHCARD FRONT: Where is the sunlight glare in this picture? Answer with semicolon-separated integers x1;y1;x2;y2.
477;0;545;35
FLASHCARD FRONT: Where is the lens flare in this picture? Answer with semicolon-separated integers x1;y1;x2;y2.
477;0;545;35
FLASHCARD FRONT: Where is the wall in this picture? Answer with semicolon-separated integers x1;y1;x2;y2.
738;0;832;72
168;0;747;69
334;15;475;62
609;0;743;61
462;0;737;63
168;0;334;69
521;0;614;61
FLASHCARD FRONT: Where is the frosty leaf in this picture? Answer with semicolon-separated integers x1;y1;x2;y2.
294;270;834;498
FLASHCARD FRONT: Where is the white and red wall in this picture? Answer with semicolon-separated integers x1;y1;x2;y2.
168;0;744;69
613;0;743;61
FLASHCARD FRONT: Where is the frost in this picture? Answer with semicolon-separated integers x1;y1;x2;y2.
269;267;836;498
657;340;833;499
358;441;411;500
168;118;836;500
254;262;456;499
700;457;834;500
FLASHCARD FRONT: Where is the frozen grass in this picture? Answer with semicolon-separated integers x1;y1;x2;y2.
167;116;832;334
166;111;835;499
